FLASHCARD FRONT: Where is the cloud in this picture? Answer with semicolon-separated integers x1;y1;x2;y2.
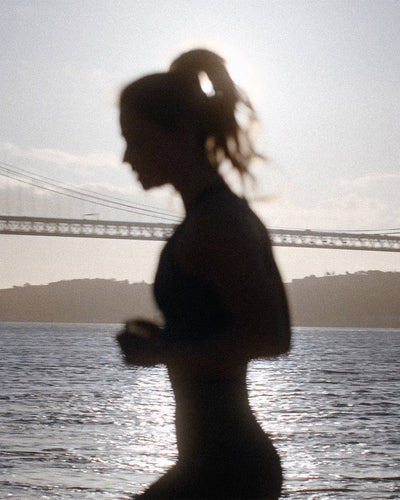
253;190;398;232
337;172;400;191
0;157;182;222
0;141;120;169
2;141;397;230
334;172;399;218
252;171;399;231
0;142;22;157
32;149;120;168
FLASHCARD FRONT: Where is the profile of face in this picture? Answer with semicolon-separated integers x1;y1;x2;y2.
120;107;178;190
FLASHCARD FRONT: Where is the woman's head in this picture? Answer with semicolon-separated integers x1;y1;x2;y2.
120;48;261;180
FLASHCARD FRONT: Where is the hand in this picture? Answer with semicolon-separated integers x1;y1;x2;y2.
125;319;162;340
116;319;163;367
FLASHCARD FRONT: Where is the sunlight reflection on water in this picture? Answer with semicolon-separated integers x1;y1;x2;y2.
1;323;399;499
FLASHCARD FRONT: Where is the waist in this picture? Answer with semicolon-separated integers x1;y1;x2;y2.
171;371;258;434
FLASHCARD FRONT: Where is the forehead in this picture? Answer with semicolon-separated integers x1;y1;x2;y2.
120;110;153;136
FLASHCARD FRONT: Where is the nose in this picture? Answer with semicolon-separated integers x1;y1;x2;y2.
123;146;135;168
123;147;138;174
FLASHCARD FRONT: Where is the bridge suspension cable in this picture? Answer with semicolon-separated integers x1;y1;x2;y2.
0;161;182;223
1;161;399;249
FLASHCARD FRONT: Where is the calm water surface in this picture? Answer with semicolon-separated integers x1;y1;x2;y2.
0;323;399;499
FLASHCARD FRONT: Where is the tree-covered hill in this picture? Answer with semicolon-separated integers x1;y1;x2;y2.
0;271;399;327
286;271;399;328
0;279;160;324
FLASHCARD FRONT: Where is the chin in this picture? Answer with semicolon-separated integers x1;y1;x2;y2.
140;178;167;191
140;180;156;190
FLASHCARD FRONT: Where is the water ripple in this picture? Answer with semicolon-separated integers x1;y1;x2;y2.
1;323;399;499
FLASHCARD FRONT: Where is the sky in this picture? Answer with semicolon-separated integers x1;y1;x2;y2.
0;0;399;289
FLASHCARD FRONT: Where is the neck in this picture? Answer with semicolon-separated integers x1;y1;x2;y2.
171;157;225;212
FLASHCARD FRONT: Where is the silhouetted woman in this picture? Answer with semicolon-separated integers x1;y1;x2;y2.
117;49;291;499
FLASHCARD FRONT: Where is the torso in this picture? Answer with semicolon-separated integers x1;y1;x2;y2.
148;182;283;498
154;182;233;346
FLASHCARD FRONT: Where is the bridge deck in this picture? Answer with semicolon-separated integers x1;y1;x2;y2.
1;215;399;252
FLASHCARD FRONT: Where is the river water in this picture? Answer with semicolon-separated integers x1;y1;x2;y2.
0;322;399;499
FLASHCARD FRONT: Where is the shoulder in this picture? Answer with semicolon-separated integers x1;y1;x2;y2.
176;188;271;273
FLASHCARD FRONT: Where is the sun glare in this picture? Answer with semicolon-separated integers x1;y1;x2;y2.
222;46;261;103
174;40;261;103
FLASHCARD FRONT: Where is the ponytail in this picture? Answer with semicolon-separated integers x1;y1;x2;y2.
170;49;262;176
120;48;262;177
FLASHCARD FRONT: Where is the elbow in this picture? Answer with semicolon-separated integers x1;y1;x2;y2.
261;322;291;358
274;313;292;355
272;306;291;356
247;326;291;359
274;331;291;356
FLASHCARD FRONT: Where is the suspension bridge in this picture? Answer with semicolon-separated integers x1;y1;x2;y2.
1;161;399;252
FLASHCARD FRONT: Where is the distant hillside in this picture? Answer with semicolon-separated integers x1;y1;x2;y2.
0;271;399;327
0;279;161;324
286;271;399;328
